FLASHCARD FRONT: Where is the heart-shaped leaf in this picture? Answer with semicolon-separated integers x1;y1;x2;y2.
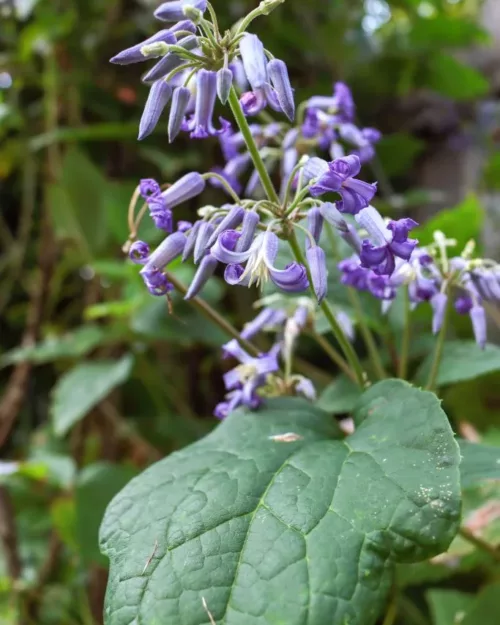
100;380;461;625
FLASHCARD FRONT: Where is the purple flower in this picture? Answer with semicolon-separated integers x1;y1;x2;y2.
238;35;294;119
356;206;418;276
194;221;216;264
431;293;448;334
295;377;316;401
138;80;173;140
307;207;324;247
110;29;176;65
470;305;487;349
307;156;377;214
212;153;252;195
240;307;287;341
129;241;150;265
168;86;192;142
185;253;218;300
139;179;172;232
307;245;328;302
140;267;174;296
308;82;355;122
142;35;198;83
182;69;231;139
162;172;206;208
211;230;309;293
235;210;260;252
154;0;207;22
177;220;192;233
455;295;473;315
140;232;186;296
206;206;245;247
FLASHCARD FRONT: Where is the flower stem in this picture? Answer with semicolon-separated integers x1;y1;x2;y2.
399;286;411;380
426;297;450;392
310;332;357;383
288;231;366;387
227;87;280;205
347;287;387;380
165;271;261;357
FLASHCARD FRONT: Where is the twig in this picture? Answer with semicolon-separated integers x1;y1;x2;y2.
0;210;55;449
0;485;22;580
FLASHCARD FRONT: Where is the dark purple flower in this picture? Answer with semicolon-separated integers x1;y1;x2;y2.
140;267;174;296
356;206;418;276
182;69;231;139
455;295;473;315
207;206;245;247
129;241;150;265
307;156;377;214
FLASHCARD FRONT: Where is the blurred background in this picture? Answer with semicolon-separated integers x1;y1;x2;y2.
0;0;499;623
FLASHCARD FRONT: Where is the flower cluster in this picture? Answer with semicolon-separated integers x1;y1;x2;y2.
120;0;496;421
110;0;294;141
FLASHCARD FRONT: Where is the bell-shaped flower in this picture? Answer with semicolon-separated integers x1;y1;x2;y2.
185;253;218;300
211;230;309;293
306;245;328;302
182;69;231;139
168;86;192;142
356;206;418;276
238;35;294;120
154;0;207;22
431;293;448;335
110;29;176;65
307;82;355;122
307;155;377;214
138;80;172;140
217;68;233;104
470;305;487;349
139;178;172;232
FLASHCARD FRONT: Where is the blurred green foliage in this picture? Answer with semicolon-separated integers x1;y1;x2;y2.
1;0;500;623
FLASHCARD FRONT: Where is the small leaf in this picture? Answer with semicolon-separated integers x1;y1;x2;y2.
413;194;484;255
0;325;107;368
316;375;361;414
462;583;500;625
427;54;489;100
416;341;500;387
100;382;461;625
51;355;134;436
459;441;500;488
426;590;474;625
76;462;138;566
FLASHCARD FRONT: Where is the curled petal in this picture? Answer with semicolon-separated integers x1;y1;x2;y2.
269;262;309;293
339;179;377;214
129;241;150;265
140;179;162;199
240;89;267;117
138;80;172;140
224;263;250;286
387;218;418;243
211;230;253;265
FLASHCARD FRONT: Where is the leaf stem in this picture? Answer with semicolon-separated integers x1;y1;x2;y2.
227;87;280;205
310;332;357;383
165;271;261;357
287;231;366;387
398;286;411;380
426;297;450;392
347;287;387;380
382;596;398;625
459;527;500;563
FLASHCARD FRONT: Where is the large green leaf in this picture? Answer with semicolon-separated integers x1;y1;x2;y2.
416;341;500;387
316;375;361;414
426;54;489;100
51;354;134;436
100;381;461;625
426;590;474;625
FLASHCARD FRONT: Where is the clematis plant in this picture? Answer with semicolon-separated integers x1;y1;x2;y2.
100;2;500;625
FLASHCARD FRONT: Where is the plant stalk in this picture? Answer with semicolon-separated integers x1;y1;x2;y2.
227;87;280;205
398;286;411;380
426;297;450;392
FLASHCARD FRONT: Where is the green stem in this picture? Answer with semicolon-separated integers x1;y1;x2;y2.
288;231;366;387
426;296;450;392
310;332;357;383
347;287;387;380
398;286;411;380
166;271;261;357
227;87;280;205
459;527;500;563
382;597;398;625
